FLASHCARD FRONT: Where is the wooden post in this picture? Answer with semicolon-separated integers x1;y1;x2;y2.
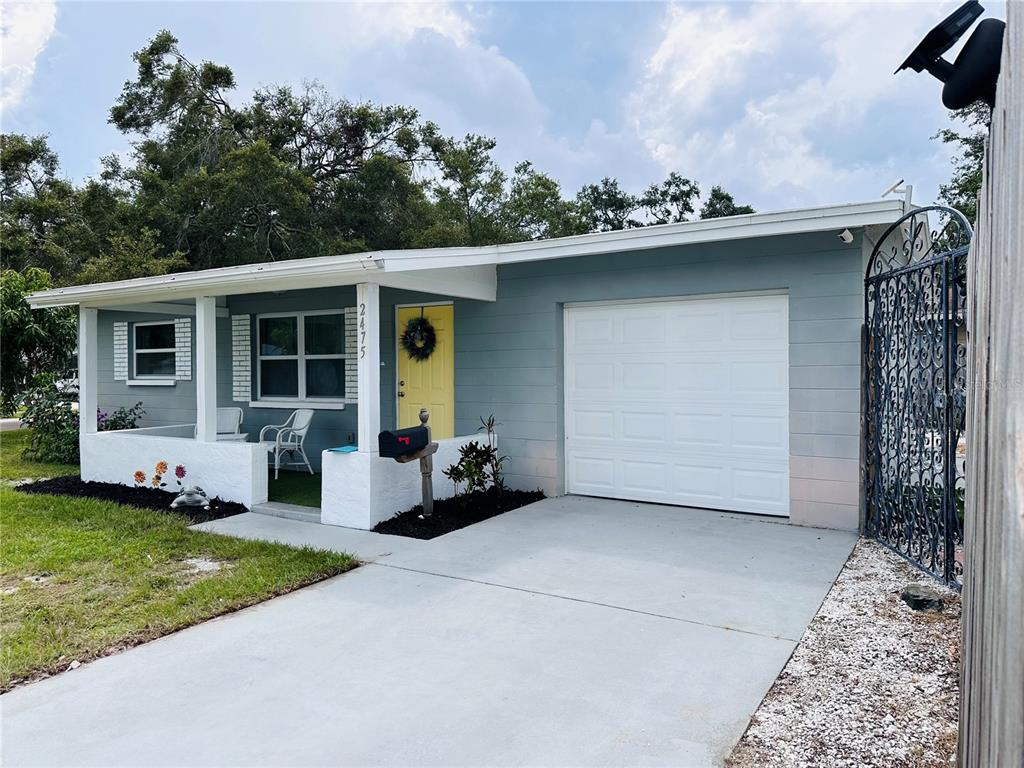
419;408;434;517
959;5;1024;764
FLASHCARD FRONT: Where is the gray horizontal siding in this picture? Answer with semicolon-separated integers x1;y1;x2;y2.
449;229;867;528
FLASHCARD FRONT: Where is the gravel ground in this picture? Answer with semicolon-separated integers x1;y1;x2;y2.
728;538;960;768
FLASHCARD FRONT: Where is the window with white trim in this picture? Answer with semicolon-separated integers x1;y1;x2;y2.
257;311;348;401
134;321;177;378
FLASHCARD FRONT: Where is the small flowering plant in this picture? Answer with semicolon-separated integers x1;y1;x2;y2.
133;460;187;490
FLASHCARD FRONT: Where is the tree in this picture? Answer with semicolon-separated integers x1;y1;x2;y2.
0;135;86;281
503;162;587;240
0;268;77;416
640;172;700;225
420;134;511;247
575;178;641;231
934;102;990;224
76;228;187;284
699;186;755;219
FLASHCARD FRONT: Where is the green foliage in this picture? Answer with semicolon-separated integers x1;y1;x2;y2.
934;102;990;224
0;268;77;416
18;374;80;465
98;402;145;431
444;415;508;498
76;228;187;284
699;186;756;219
4;28;758;285
0;429;79;481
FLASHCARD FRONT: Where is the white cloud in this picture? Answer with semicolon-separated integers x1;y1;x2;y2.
628;1;968;209
0;0;57;111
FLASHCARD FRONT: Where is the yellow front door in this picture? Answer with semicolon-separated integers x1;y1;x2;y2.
396;304;454;439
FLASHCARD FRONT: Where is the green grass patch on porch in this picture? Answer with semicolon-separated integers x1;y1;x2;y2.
268;470;322;508
0;485;356;691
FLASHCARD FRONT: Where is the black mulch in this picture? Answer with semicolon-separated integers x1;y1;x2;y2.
372;487;545;540
16;475;247;523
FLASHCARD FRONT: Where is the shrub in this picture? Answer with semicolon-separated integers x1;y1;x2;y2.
18;375;145;465
99;402;145;431
444;414;508;498
18;374;80;465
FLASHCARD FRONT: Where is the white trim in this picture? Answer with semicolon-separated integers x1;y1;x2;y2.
394;300;455;309
27;200;903;309
562;288;790;310
248;400;349;411
125;379;176;387
132;320;177;380
255;309;349;403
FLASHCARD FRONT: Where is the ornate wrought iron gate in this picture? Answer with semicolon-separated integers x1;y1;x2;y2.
863;206;971;586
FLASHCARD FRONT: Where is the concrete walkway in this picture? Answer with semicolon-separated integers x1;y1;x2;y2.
0;496;857;767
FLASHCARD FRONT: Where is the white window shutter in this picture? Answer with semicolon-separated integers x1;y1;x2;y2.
174;318;192;380
113;321;128;381
231;315;251;402
344;307;358;401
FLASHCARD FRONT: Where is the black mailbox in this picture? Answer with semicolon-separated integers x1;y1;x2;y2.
378;426;430;458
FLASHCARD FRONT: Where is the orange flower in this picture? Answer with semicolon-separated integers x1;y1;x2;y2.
155;460;169;475
151;475;161;487
133;470;146;484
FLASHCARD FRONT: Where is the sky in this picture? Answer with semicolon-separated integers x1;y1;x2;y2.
0;0;1005;213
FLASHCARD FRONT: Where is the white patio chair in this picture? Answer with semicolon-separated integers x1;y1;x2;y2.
192;407;244;439
217;407;243;437
259;409;315;479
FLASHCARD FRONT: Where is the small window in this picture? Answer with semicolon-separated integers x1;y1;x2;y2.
257;311;347;401
134;321;177;378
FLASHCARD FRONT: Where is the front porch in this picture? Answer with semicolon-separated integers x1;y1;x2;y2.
74;262;497;526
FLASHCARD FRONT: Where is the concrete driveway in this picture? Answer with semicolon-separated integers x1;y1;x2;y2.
1;496;856;767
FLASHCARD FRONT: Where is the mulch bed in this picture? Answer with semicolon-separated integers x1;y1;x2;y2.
17;475;247;523
373;487;545;539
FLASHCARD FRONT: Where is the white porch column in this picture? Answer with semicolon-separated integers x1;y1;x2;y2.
356;282;381;452
78;307;98;435
195;296;218;442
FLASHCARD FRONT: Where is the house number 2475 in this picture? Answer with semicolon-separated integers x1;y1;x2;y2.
358;302;366;359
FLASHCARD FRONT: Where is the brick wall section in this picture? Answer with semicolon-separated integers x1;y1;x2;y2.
174;318;192;380
112;321;128;380
231;314;251;402
344;306;358;401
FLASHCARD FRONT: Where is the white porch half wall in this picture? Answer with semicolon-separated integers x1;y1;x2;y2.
321;434;492;530
81;427;269;508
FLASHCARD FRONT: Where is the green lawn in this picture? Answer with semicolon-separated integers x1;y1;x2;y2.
269;470;322;508
0;431;356;691
0;430;78;481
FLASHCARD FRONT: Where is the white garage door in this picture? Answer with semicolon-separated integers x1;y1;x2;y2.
564;294;789;516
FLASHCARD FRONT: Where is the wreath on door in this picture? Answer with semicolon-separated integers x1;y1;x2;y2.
400;315;437;361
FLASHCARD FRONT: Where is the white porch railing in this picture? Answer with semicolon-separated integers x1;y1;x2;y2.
81;428;268;507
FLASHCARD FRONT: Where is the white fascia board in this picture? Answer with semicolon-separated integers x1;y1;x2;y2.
380;200;907;271
28;199;903;308
28;253;380;309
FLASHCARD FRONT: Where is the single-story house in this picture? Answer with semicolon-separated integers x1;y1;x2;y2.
28;199;907;531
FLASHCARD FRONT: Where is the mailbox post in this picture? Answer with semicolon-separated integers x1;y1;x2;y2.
378;408;439;516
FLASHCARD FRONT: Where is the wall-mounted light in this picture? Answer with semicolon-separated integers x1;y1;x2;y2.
896;0;1005;109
